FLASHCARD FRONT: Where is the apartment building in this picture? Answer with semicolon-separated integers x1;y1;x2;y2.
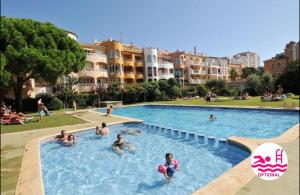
185;52;206;84
203;56;228;80
169;51;187;86
231;52;260;68
227;62;245;81
77;43;108;93
97;39;145;84
157;51;174;80
264;41;299;76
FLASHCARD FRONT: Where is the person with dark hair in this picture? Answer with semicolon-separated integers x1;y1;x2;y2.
64;134;76;146
106;105;113;115
55;130;68;142
112;134;135;155
96;122;109;136
163;153;179;180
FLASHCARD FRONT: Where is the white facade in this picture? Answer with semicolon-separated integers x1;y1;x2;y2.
143;48;158;81
157;61;174;80
231;52;260;68
67;31;78;41
204;57;228;79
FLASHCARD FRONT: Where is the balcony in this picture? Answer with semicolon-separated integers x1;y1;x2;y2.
158;72;174;80
123;59;134;67
124;72;135;79
158;62;174;69
190;69;206;75
86;53;107;63
190;79;205;84
77;83;97;93
136;73;144;79
135;60;144;67
190;60;203;66
175;64;185;69
78;68;108;78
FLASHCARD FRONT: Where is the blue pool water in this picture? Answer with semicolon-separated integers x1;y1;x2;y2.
97;105;299;138
41;123;250;195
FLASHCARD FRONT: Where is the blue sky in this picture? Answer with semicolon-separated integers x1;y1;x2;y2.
2;0;299;64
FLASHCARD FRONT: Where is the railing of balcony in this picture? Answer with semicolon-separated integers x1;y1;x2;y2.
82;68;107;72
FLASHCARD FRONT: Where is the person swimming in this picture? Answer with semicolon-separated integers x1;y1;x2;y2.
111;134;135;155
55;130;68;142
209;114;217;121
96;122;109;136
64;134;76;146
120;128;141;135
163;153;179;180
106;106;113;115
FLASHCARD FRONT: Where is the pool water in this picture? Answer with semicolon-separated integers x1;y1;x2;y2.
41;123;250;195
97;105;299;138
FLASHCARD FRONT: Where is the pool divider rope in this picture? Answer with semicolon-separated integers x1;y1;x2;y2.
142;122;228;148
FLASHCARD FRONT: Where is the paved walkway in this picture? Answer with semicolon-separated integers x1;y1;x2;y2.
1;110;133;195
236;138;299;195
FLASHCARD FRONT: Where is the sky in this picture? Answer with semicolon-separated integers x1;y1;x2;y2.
2;0;299;65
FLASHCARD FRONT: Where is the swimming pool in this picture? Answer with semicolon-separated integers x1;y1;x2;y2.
41;123;250;195
96;105;299;138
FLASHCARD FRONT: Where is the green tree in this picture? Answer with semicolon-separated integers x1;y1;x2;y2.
260;72;274;93
56;76;79;108
0;53;11;103
229;69;238;80
143;82;161;101
205;79;227;95
167;85;181;100
107;83;122;101
241;67;259;78
245;74;261;95
196;84;207;97
275;61;300;94
0;17;86;111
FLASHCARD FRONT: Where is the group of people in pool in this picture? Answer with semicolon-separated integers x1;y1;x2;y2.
55;130;76;146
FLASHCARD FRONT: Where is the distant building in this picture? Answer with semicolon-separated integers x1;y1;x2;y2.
264;41;299;76
231;52;260;68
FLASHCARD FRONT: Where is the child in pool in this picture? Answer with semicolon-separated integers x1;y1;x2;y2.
164;153;179;180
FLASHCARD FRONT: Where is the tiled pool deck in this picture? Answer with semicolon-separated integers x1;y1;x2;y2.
9;105;299;195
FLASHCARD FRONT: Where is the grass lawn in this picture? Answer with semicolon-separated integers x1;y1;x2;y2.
0;112;87;134
155;96;299;108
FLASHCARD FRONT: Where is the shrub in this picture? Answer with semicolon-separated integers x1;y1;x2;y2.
48;97;63;110
196;84;207;97
245;74;261;95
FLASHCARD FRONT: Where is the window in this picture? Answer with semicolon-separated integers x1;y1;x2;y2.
153;55;157;63
147;67;152;76
153;67;157;76
147;55;152;63
271;64;274;69
169;69;174;73
114;50;120;58
277;63;280;67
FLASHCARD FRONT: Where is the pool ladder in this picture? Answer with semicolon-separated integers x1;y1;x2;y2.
143;123;228;148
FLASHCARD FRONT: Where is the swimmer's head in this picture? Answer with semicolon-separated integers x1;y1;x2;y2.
102;122;106;128
61;130;66;136
96;126;99;130
165;153;173;163
68;134;75;141
117;134;122;140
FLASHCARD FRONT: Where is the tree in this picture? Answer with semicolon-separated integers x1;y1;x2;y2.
241;67;258;78
205;79;227;95
56;76;79;108
196;84;207;97
0;53;11;103
275;61;300;94
94;82;108;107
167;85;181;100
229;69;238;80
107;83;122;101
0;17;86;111
260;72;274;93
245;74;261;95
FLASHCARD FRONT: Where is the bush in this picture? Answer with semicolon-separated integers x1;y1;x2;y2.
48;97;63;110
245;74;261;95
76;94;90;108
228;88;240;97
196;84;207;97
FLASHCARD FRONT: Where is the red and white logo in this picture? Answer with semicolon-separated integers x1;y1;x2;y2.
251;143;288;180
